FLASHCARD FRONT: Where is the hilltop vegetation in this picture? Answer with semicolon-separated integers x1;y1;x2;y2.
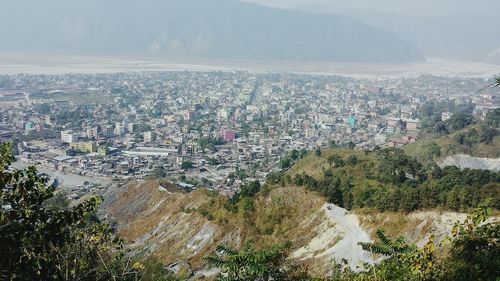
275;147;500;212
403;129;500;161
405;107;500;160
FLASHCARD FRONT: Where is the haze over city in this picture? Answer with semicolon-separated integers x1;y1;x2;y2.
0;1;499;280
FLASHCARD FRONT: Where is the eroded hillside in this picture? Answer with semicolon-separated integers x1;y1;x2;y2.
97;143;500;279
100;175;478;277
101;180;333;271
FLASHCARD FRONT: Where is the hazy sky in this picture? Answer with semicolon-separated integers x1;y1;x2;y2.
242;0;500;16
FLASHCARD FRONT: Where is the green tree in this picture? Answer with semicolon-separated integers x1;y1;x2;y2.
347;141;356;149
359;229;416;256
150;166;167;179
483;108;500;128
328;155;345;168
346;155;358;166
181;161;194;170
479;124;497;144
139;257;179;281
448;111;474;131
440;205;500;281
204;242;311;281
43;191;70;210
329;140;338;148
206;157;220;166
424;142;441;163
239;181;261;198
0;143;140;280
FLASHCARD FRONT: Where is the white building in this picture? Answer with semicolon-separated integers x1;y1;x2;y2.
127;123;136;133
86;127;98;139
61;130;80;143
143;131;155;143
441;112;453;121
114;123;125;136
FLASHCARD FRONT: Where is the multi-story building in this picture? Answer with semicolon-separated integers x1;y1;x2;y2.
144;131;155;143
86;127;98;139
220;128;236;141
61;130;80;143
70;142;97;153
127;123;136;133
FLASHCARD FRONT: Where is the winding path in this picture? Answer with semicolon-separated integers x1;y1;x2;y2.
293;203;373;271
324;204;373;270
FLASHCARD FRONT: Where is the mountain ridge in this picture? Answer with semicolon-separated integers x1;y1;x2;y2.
291;6;500;64
0;0;424;63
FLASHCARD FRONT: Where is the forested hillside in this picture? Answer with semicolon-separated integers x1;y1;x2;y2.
405;107;500;160
277;148;499;212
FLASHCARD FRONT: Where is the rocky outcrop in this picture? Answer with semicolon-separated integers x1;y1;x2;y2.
438;154;500;171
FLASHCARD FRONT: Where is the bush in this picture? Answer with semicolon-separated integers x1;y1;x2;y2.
0;143;140;280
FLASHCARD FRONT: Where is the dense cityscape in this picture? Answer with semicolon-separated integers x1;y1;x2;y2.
0;72;497;197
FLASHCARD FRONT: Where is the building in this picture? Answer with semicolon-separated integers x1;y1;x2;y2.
24;121;36;134
114;123;125;136
405;119;419;133
44;115;53;126
127;123;136;133
183;110;196;121
347;115;356;128
61;130;80;143
218;109;230;120
86;127;98;139
0;130;13;141
220;128;236;141
143;131;155;143
386;135;417;148
123;147;175;157
70;142;97;153
98;146;109;156
441;112;453;121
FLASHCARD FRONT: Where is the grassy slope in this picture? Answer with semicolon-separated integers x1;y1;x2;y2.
403;125;500;160
287;149;374;180
104;180;326;267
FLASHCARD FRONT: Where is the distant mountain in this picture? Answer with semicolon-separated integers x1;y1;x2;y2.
350;12;500;64
294;5;500;64
0;0;424;63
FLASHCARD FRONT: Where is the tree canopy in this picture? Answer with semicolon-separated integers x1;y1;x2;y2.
0;142;178;280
